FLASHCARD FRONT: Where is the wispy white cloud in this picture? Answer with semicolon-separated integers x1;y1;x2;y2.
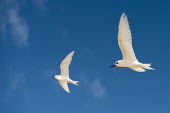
8;9;29;47
89;79;106;99
3;71;24;101
10;72;25;90
0;0;29;47
2;65;31;106
80;73;107;99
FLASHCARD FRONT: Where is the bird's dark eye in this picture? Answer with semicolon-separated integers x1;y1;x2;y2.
116;62;118;64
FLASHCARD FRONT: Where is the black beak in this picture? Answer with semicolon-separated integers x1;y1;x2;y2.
110;65;116;68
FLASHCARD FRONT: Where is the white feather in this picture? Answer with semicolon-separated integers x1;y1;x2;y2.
118;13;138;62
60;51;74;77
59;81;70;93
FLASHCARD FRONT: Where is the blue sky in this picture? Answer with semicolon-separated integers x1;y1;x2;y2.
0;0;170;113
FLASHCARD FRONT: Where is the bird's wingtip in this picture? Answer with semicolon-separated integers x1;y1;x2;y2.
68;51;75;56
122;13;125;16
71;51;75;54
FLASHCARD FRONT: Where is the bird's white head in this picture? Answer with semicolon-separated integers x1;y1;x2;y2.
54;75;62;80
115;60;124;67
110;60;123;68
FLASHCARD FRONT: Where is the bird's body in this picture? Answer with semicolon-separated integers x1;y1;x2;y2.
110;13;155;72
55;75;78;85
54;51;79;93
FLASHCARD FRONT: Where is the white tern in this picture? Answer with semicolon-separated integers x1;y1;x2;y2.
110;13;155;72
54;51;79;93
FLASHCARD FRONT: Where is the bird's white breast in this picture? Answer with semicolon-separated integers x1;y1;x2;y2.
60;76;70;82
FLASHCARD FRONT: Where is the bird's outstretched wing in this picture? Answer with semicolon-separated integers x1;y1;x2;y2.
60;51;74;77
59;81;70;93
118;13;138;62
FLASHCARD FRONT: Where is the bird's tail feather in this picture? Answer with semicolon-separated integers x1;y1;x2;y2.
71;81;79;86
142;63;155;70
